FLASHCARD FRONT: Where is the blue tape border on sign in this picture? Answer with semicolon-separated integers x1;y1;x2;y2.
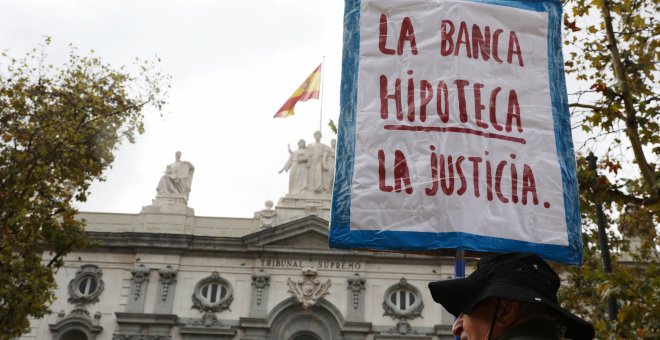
331;0;361;233
329;0;582;265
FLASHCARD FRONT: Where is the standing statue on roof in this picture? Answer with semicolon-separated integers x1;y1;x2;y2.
279;139;310;194
306;130;333;194
324;138;337;193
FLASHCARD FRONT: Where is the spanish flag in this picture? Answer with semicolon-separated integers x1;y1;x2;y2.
274;64;322;118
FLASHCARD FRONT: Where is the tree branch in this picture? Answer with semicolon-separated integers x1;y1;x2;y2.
569;102;626;120
569;103;602;110
46;250;64;268
601;0;658;196
581;179;660;210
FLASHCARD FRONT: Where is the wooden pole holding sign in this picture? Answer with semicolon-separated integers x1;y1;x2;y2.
453;249;465;340
453;250;465;280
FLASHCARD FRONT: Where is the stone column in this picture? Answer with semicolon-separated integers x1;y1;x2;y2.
126;264;150;313
154;265;178;314
346;273;366;321
248;270;271;318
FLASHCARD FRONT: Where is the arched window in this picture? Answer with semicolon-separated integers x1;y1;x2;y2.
61;329;88;340
68;264;104;306
192;271;233;313
382;278;424;320
388;288;417;312
199;281;228;304
49;310;102;340
291;333;321;340
77;276;99;297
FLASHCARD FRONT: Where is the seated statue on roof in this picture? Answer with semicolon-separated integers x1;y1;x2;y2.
156;151;195;202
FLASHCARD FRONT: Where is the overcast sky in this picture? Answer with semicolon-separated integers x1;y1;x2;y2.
2;0;611;220
1;0;345;217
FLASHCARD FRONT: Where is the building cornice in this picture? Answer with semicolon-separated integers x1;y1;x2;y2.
86;231;457;266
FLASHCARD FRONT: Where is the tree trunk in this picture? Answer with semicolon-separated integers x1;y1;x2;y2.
600;0;657;195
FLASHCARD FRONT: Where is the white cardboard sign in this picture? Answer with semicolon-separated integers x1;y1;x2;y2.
330;0;582;264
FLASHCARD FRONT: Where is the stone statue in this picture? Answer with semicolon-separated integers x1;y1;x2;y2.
306;131;332;193
274;133;335;218
279;140;309;194
156;151;195;202
324;139;336;193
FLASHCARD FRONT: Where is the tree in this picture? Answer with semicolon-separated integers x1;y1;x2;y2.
0;38;169;339
559;0;658;338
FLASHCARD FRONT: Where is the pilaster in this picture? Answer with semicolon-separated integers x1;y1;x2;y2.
239;317;269;340
346;273;366;321
154;265;178;314
248;270;271;318
125;263;150;313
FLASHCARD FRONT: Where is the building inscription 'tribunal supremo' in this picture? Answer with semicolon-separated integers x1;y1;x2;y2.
259;258;362;270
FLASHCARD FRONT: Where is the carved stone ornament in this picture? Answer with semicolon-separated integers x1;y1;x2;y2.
347;273;366;310
287;267;331;310
68;264;105;307
159;265;178;302
131;263;150;282
191;271;233;313
382;278;424;321
385;320;420;336
252;270;270;306
187;311;224;328
130;263;150;301
259;200;277;228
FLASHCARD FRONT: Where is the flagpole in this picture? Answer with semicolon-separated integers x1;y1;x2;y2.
319;56;325;132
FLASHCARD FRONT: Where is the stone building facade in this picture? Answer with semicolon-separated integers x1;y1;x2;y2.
21;140;460;340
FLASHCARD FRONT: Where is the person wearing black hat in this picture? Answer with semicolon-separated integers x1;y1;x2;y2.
428;252;595;340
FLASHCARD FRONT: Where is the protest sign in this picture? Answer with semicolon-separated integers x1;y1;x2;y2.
329;0;583;264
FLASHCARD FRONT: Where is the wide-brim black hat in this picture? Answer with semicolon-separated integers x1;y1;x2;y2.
428;252;594;340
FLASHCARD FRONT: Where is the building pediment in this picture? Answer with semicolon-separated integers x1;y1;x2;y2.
243;215;330;249
267;229;329;248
